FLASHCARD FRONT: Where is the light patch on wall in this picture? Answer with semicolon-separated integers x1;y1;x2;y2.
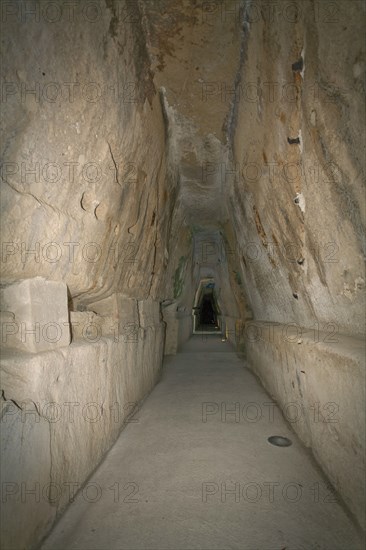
300;47;305;79
298;129;303;154
294;192;305;213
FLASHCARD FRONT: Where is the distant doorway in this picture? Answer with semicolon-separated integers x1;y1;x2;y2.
193;282;221;334
199;295;217;328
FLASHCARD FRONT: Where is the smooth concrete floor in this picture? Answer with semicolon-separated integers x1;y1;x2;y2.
41;335;363;550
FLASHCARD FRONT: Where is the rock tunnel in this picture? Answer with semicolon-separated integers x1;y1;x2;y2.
0;1;365;549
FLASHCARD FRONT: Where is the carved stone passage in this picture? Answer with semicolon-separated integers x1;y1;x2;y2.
0;1;365;549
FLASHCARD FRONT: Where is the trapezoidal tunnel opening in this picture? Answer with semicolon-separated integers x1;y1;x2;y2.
192;280;221;334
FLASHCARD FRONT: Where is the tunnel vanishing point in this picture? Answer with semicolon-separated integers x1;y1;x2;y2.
0;1;365;549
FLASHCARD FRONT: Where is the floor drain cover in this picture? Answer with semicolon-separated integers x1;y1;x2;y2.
268;435;292;447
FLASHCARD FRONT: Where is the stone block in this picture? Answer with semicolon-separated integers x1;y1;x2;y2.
87;294;119;319
137;298;161;328
69;311;116;341
0;277;70;353
88;294;139;335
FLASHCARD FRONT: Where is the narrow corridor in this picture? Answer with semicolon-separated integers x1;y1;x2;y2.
41;336;362;550
1;2;365;548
